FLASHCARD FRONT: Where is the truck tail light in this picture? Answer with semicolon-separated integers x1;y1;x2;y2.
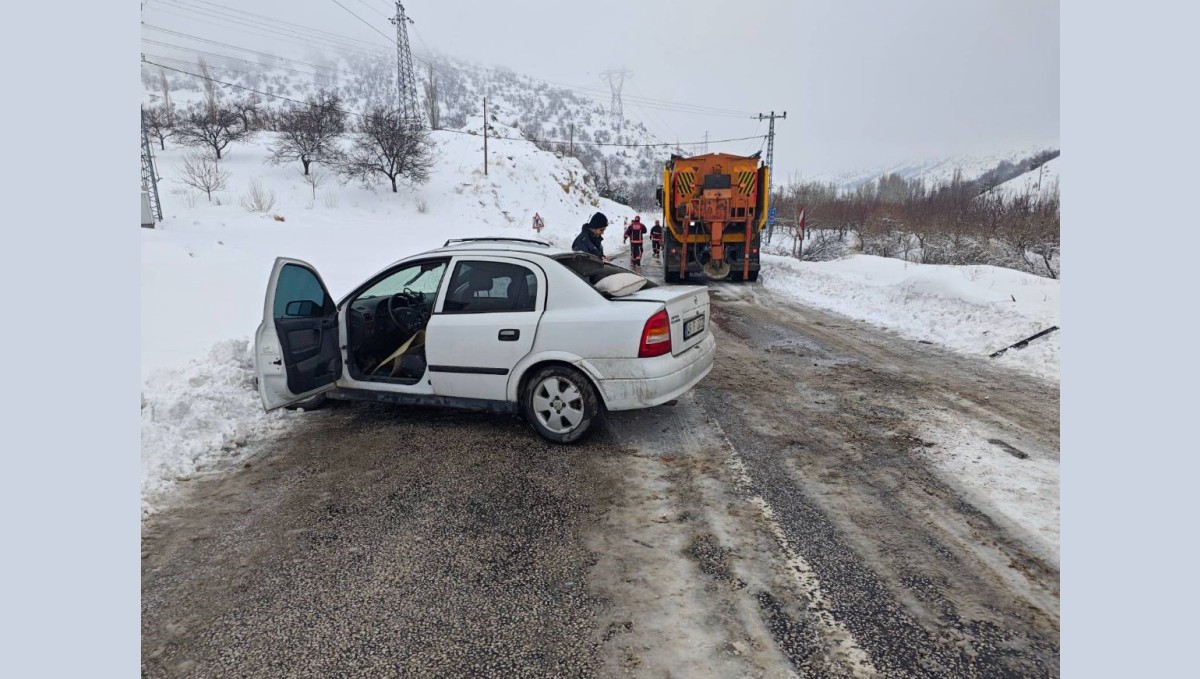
639;309;672;358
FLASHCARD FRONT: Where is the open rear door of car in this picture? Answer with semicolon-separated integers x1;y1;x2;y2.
255;257;342;411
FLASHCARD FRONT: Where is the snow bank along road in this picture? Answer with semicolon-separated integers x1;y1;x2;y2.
142;257;1059;677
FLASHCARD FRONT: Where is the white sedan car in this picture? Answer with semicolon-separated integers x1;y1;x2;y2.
255;237;715;442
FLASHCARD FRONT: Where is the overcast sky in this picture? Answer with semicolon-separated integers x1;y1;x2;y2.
142;0;1059;178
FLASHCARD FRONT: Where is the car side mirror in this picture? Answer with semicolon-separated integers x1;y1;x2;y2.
655;187;663;207
285;299;321;317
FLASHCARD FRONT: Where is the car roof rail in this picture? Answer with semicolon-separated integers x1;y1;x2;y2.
442;237;552;247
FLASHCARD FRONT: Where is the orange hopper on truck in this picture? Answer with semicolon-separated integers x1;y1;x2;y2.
655;151;769;282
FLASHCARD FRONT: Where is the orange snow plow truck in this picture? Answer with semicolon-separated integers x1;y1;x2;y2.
655;151;768;282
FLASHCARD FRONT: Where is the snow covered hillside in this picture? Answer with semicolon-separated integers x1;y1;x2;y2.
760;254;1059;381
811;144;1059;193
142;49;665;195
985;156;1060;201
141;131;639;515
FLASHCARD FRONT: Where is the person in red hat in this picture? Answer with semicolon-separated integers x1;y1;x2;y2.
623;215;648;266
650;219;664;258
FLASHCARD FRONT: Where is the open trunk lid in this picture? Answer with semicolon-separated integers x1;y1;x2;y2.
615;285;710;356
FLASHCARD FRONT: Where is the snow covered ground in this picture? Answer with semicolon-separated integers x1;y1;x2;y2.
986;156;1060;201
916;410;1059;562
141;129;1060;515
140;130;636;514
760;253;1060;381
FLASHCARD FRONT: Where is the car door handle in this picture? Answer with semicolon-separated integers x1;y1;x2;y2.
498;329;520;342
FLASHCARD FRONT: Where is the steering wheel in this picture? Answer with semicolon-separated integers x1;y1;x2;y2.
386;288;427;333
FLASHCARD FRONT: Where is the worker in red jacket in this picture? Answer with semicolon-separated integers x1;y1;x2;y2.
650;219;664;258
623;215;648;266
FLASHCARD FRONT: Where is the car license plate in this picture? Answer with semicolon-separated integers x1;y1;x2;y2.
683;313;706;340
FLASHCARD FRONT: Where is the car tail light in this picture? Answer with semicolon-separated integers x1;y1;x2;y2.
639;309;672;358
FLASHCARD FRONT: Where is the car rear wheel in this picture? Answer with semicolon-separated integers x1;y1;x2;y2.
522;366;602;443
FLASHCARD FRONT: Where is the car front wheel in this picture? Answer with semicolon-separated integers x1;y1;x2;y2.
522;366;602;443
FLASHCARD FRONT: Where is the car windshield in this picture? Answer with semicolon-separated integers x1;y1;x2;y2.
358;261;447;299
552;254;656;296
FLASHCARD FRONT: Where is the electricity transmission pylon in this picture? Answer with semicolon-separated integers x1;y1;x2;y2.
599;68;633;121
390;1;422;127
141;108;162;224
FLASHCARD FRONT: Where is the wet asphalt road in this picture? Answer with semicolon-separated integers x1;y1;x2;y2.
142;253;1060;677
143;405;625;677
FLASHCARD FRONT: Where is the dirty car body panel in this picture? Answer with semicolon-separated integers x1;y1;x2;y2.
255;239;715;440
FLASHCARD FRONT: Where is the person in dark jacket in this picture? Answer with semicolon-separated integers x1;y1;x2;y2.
650;219;664;258
573;212;609;260
624;215;648;266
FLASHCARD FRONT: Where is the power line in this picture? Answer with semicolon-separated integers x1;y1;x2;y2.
142;27;359;75
142;57;766;150
350;0;389;19
521;73;756;117
143;52;328;85
327;0;396;46
144;24;365;69
150;9;752;121
626;80;678;144
146;4;390;58
142;40;346;79
149;1;757;120
166;0;391;53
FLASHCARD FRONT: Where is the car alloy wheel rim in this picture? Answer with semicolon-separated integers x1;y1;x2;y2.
532;376;585;434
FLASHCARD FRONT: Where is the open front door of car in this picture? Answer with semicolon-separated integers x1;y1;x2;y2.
255;257;342;411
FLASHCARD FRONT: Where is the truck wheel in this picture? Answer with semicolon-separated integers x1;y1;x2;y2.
522;366;602;444
747;270;760;282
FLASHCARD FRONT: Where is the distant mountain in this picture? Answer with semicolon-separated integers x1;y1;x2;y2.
983;156;1060;200
809;145;1060;193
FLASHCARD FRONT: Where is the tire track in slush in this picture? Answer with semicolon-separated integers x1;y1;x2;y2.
710;413;881;677
690;303;1058;675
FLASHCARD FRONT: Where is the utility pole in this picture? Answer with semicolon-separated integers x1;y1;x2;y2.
389;1;422;127
569;123;574;156
757;110;787;242
140;108;163;226
704;131;708;154
483;96;488;176
599;67;633;121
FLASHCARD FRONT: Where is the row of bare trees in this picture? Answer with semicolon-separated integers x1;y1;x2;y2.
771;170;1060;278
148;88;435;200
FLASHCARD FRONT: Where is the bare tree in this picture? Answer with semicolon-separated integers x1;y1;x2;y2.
302;169;326;201
230;93;262;131
178;152;229;203
268;90;346;175
423;64;440;130
158;69;173;126
338;106;434;193
173;104;252;160
197;57;218;117
142;105;171;150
